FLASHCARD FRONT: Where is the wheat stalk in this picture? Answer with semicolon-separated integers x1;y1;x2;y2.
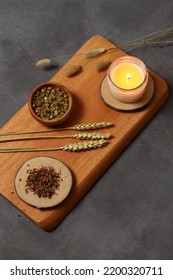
0;139;108;153
0;122;113;136
0;133;112;143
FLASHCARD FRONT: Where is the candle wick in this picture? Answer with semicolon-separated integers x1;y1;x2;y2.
126;73;131;82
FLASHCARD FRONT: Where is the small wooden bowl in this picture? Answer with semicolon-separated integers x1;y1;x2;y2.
28;82;73;126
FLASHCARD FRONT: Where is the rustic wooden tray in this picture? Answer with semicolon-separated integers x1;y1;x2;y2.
0;35;169;231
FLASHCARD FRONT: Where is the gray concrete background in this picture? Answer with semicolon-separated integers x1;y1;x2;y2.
0;0;173;260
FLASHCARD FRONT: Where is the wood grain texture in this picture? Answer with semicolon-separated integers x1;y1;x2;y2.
0;35;169;231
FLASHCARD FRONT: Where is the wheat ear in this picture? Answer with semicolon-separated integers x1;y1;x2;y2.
0;140;108;153
0;122;113;136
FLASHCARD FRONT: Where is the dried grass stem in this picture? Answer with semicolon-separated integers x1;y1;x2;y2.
83;27;173;58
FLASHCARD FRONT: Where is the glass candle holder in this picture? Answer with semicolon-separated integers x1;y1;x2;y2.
107;56;148;103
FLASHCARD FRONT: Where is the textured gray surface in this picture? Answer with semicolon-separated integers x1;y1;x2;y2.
0;0;173;260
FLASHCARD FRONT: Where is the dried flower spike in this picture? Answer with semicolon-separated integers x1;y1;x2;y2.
85;48;106;58
64;64;82;77
35;58;51;67
96;60;111;72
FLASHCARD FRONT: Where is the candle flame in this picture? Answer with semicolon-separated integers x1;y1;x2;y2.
126;73;131;82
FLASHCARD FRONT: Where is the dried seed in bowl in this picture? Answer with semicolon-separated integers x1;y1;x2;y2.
32;86;69;120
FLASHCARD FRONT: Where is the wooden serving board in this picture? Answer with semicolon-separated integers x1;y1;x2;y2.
0;35;169;231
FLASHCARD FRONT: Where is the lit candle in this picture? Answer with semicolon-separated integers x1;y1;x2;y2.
107;56;148;103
